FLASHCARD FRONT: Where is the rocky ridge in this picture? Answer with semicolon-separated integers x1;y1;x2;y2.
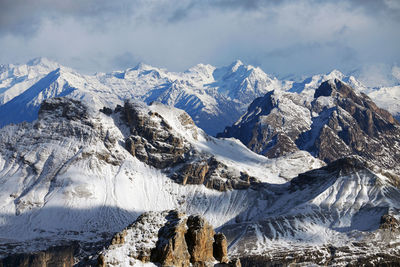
0;94;399;266
219;79;400;175
119;100;279;191
0;96;322;263
98;210;240;267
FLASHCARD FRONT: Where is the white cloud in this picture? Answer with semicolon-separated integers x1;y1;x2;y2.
0;0;399;79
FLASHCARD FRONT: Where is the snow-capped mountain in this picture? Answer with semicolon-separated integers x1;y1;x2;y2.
219;79;400;175
286;69;400;121
0;58;399;136
0;58;60;105
0;95;399;265
287;69;367;97
0;58;286;135
0;59;400;265
0;97;321;260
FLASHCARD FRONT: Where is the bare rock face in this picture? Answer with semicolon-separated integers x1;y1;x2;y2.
380;214;400;230
119;100;260;192
219;79;400;175
213;233;229;263
99;210;236;266
302;79;400;169
217;90;310;157
173;157;258;191
151;211;191;267
123;101;190;169
185;215;216;264
110;230;127;245
39;97;91;123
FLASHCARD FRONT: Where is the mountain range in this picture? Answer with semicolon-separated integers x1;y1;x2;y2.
0;58;399;266
0;58;399;135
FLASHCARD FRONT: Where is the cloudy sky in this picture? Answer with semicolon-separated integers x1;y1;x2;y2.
0;0;399;82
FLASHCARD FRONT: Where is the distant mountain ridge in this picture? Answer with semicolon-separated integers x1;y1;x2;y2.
0;58;285;135
0;58;398;135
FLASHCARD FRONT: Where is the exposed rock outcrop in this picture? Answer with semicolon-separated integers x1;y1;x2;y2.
219;79;400;175
39;97;90;123
185;215;216;264
150;211;191;267
172;157;258;191
118;100;260;191
217;90;310;157
98;210;238;267
213;233;229;263
123;101;191;169
380;214;400;230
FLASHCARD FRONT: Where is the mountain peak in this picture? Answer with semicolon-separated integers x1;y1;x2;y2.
131;62;155;71
314;78;355;98
229;59;244;72
326;69;345;78
186;63;215;74
220;78;400;173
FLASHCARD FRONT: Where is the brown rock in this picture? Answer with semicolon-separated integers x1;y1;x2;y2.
123;101;189;169
100;211;232;267
174;157;258;192
110;230;127;245
179;161;209;185
151;211;191;267
185;215;216;264
380;214;400;230
213;233;229;263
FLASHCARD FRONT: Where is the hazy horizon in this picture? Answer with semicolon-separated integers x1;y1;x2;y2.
1;0;400;86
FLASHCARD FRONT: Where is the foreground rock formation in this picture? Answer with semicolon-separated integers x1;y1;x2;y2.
98;210;240;267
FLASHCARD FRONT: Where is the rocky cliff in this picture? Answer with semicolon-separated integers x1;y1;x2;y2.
119;100;308;191
219;79;400;175
1;95;398;266
98;210;240;267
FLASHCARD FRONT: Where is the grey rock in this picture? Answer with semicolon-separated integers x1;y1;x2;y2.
219;79;400;175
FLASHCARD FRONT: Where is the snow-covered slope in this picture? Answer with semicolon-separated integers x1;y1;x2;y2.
0;97;321;258
0;97;399;265
367;85;400;121
221;157;400;265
